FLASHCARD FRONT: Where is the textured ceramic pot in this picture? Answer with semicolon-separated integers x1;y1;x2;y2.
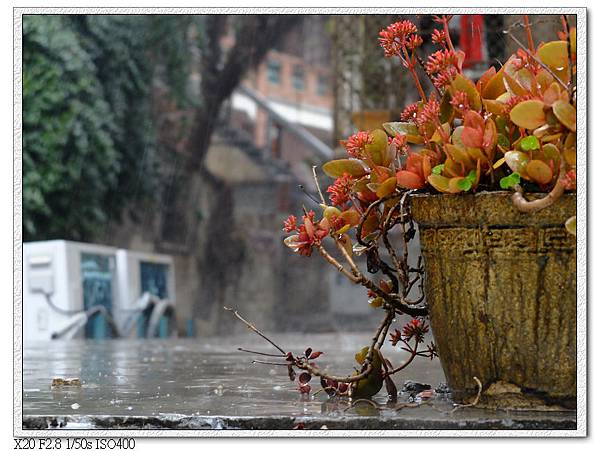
410;192;576;408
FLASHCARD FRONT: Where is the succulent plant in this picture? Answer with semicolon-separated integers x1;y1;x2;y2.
267;15;577;401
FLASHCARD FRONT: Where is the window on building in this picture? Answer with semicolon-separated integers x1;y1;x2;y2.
266;60;281;84
317;74;329;96
292;65;305;91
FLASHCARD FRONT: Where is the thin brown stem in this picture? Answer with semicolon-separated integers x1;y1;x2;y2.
562;15;574;101
298;310;393;384
376;312;394;349
238;348;286;357
385;348;419;377
450;377;483;412
442;17;455;53
333;238;360;277
316;244;360;283
356;192;403;246
252;360;291;366
401;46;427;102
312;165;326;205
223;306;287;355
523;15;535;53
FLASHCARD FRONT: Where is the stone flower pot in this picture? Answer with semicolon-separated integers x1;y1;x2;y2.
410;192;576;409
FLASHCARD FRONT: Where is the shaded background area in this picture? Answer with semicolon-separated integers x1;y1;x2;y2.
22;14;569;339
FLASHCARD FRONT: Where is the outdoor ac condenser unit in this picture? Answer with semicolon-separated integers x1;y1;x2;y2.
23;240;119;342
115;250;176;338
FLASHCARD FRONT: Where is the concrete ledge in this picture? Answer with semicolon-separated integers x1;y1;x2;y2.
23;411;576;431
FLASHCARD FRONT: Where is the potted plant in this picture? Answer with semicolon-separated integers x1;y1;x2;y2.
228;15;577;410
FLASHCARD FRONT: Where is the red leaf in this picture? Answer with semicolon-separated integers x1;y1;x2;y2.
299;372;312;384
396;170;425;189
405;153;424;179
298;383;311;394
287;364;296;381
460;126;483;148
463;110;485;131
308;351;324;360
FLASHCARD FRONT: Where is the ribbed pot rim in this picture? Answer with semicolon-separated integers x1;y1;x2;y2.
409;191;576;228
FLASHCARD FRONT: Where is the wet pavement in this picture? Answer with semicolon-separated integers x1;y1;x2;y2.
21;334;577;430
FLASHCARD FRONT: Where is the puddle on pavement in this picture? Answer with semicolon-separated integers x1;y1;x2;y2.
22;333;576;426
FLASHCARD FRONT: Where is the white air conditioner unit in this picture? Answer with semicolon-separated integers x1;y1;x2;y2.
23;240;119;342
115;250;176;338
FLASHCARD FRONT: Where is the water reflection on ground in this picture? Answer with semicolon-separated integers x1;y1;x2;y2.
22;334;577;430
24;333;445;417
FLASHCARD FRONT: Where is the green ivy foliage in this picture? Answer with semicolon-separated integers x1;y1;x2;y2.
23;15;160;241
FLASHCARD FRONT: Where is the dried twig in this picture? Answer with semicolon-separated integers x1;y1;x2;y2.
224;306;286;355
450;377;483;413
252;360;290;366
312;165;326;205
395;398;433;411
562;15;575;101
238;348;286;357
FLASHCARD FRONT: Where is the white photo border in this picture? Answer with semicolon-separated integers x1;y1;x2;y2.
13;6;587;438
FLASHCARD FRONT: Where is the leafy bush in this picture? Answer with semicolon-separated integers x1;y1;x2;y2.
23;15;157;241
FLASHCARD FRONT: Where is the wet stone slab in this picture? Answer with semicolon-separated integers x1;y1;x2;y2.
22;334;576;430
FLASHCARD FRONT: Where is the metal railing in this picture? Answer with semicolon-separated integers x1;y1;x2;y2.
235;85;334;162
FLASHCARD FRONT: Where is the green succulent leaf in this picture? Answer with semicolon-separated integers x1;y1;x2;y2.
457;177;473;192
465;169;477;184
500;172;521;189
520;135;540;151
432;164;444;175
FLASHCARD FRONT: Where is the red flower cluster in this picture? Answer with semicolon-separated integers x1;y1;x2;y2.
327;173;354;206
283;211;330;257
282;215;297;233
414;96;441;129
378;20;419;57
431;29;447;47
425;49;458;75
402;318;429;343
400;102;420;122
425;49;461;88
432;66;458;89
450;90;470;116
341;131;372;158
405;34;424;50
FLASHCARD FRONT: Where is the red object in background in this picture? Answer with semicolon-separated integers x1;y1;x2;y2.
460;15;484;68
